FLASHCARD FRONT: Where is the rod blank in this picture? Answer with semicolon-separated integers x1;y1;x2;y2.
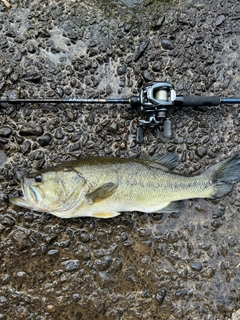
221;98;240;104
0;98;130;104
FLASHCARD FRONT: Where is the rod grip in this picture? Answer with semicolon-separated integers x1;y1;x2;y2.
183;95;220;107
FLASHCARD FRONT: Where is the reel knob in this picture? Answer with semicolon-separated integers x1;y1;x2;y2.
163;119;172;138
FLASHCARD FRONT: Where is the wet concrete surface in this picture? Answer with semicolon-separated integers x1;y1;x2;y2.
0;0;240;319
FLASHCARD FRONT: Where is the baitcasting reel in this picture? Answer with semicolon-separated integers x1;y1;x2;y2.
0;81;239;143
129;82;177;142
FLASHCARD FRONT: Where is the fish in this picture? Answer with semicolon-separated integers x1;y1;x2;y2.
10;153;240;219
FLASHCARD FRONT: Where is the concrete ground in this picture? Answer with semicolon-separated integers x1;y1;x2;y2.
0;0;240;319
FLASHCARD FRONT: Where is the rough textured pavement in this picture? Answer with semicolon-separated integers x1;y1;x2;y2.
0;0;240;319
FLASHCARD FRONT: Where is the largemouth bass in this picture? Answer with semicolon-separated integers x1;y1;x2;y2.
10;153;240;219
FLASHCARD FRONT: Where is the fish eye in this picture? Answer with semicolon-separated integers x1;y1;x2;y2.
35;174;43;183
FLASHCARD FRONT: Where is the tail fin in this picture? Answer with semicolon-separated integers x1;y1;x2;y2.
203;154;240;198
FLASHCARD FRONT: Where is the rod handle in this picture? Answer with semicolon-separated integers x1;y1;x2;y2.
182;95;220;107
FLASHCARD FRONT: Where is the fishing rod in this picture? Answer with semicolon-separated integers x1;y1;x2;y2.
1;81;240;143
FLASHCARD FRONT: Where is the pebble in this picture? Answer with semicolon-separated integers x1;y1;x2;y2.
27;43;36;53
79;230;90;243
215;15;225;26
191;261;203;271
19;125;43;136
4;66;13;76
0;296;8;308
10;230;29;250
153;16;165;30
0;223;6;234
84;59;92;70
0;274;10;284
117;65;127;76
175;120;184;129
186;137;194;144
92;297;106;314
9;72;19;82
88;48;98;57
24;73;41;83
109;120;118;132
141;289;151;298
133;41;149;62
195;146;206;158
194;202;207;213
0;214;15;226
143;70;153;82
72;293;81;301
99;271;115;284
111;258;123;272
53;240;70;248
47;249;59;256
0;126;12;137
161;39;174;50
155;288;166;305
106;84;113;95
55;127;65;139
175;289;188;297
95;256;112;271
62;260;80;271
152;62;161;72
167;230;179;243
73;243;91;260
21;141;31;154
55;87;64;97
212;209;224;219
86;114;95;125
17;271;28;278
124;23;132;32
38;133;52;146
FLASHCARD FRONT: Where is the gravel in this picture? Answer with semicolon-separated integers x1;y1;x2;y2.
0;0;240;319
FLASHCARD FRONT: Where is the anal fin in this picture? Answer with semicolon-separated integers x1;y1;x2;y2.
155;201;185;214
92;211;121;219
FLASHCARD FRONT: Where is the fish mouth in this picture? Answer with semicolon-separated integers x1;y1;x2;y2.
10;178;28;207
10;178;41;208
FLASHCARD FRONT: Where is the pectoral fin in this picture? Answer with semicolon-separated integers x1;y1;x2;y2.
86;182;118;204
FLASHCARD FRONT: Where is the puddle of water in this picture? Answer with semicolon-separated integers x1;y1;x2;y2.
8;8;87;65
9;7;31;36
39;26;87;64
